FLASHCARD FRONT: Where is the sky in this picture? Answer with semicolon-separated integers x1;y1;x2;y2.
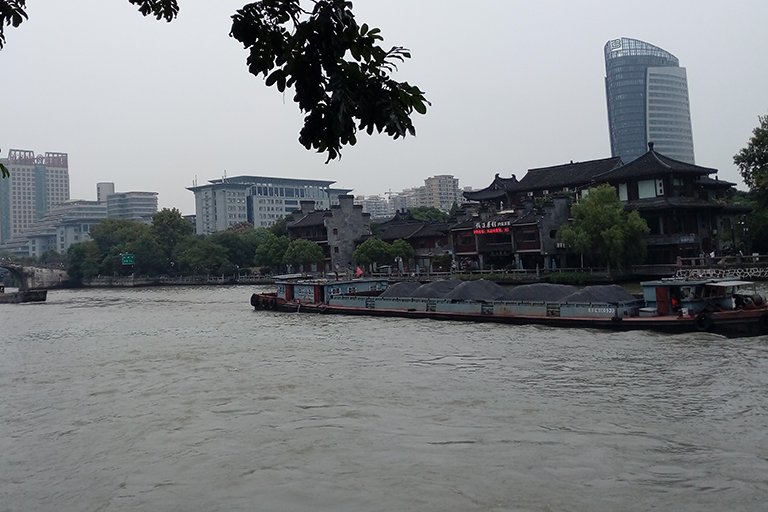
1;1;767;215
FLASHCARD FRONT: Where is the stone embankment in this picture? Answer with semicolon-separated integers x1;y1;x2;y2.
81;275;273;288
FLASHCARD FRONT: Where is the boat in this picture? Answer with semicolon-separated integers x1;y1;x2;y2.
250;275;768;337
0;286;48;304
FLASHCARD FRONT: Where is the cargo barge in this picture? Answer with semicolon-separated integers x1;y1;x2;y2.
250;276;768;337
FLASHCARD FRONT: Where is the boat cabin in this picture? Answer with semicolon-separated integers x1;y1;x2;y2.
275;276;388;304
641;279;761;316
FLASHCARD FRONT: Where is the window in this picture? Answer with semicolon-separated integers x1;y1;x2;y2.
332;228;338;235
618;183;628;201
334;247;339;253
638;179;656;199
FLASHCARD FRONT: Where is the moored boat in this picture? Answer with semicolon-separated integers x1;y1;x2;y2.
250;275;768;337
0;287;48;304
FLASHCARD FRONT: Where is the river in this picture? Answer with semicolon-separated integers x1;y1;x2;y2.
2;286;767;511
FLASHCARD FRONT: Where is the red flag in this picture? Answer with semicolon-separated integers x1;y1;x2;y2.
354;266;364;277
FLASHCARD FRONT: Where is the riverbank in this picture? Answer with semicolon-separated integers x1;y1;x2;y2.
80;275;274;288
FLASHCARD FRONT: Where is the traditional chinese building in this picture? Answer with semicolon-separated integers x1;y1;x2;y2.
286;195;371;272
597;143;749;263
372;211;453;272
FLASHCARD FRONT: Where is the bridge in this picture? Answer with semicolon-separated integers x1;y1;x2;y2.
0;262;69;290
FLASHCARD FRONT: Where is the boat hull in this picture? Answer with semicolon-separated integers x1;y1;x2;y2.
250;292;768;337
0;289;48;304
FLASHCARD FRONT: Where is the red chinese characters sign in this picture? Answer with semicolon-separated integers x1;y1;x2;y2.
473;219;512;236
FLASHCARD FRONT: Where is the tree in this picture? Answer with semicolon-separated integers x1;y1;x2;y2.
175;237;230;274
409;206;449;223
390;238;414;266
353;237;393;270
270;216;289;237
38;249;64;266
558;184;649;270
151;208;193;262
210;230;255;268
0;0;427;163
125;231;168;275
734;114;768;191
88;219;149;255
65;240;102;282
254;232;290;272
283;239;325;271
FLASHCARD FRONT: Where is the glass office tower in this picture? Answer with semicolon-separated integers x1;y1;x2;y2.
604;38;695;164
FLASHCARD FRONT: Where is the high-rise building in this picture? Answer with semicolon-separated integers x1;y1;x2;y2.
604;38;695;164
187;175;352;235
423;175;461;212
0;149;70;244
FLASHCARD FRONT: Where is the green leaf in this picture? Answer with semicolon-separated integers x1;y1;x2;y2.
265;69;283;87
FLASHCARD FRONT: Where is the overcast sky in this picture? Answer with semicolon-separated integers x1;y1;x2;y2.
1;1;766;214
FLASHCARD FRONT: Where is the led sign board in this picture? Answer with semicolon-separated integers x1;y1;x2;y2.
473;220;512;236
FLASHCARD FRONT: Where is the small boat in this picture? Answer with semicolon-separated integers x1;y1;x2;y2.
0;287;48;304
250;276;768;337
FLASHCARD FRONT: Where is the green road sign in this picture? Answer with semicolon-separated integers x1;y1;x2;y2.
121;253;135;265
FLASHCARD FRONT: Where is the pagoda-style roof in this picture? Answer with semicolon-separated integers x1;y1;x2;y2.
287;210;329;228
599;145;717;182
450;217;481;231
697;175;736;189
374;211;451;242
417;222;452;238
378;223;426;241
463;174;519;201
519;156;623;191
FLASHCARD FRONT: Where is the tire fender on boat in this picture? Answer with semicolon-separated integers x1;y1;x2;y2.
250;294;259;309
318;304;328;313
695;313;712;331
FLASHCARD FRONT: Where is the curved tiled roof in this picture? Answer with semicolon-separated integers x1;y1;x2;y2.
463;173;519;201
599;149;716;182
519;157;623;190
287;210;329;228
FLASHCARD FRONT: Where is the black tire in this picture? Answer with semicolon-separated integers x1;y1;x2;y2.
695;313;712;332
250;294;259;309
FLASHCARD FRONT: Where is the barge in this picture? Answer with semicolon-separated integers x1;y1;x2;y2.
250;276;768;337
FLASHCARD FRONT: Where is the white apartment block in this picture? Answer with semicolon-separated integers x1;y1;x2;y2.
187;175;352;235
354;195;390;219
